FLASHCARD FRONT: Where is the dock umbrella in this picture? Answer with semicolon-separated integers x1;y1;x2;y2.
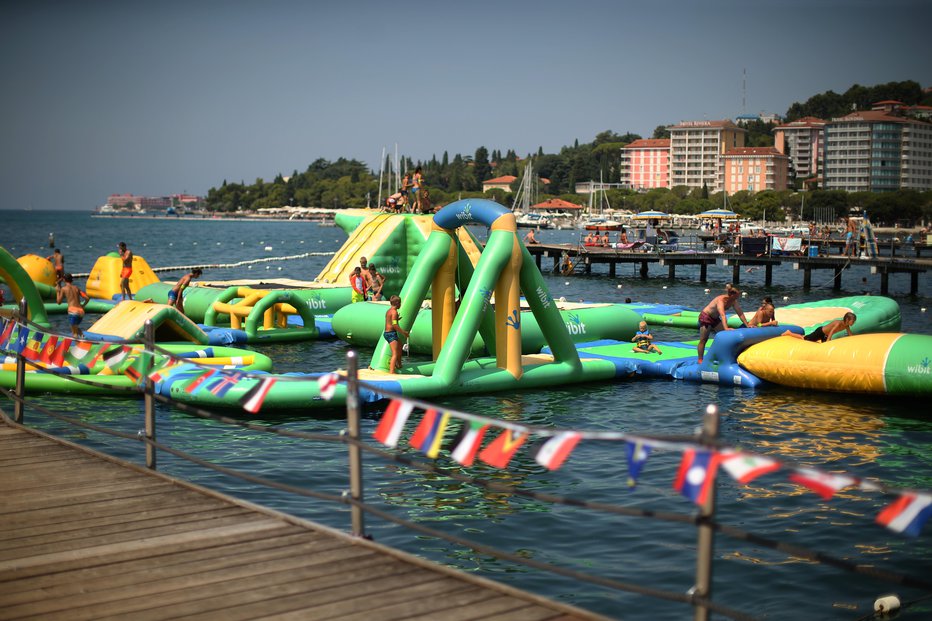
632;210;671;220
698;208;740;218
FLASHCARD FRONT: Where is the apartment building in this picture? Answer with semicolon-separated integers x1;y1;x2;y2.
823;108;932;192
721;147;789;194
773;116;825;186
620;138;670;190
667;120;746;192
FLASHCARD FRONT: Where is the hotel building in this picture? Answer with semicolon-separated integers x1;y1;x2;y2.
823;107;932;192
620;138;670;190
667;120;746;192
722;147;789;194
773;116;826;187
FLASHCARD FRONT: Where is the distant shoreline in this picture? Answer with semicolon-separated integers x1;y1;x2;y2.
90;213;334;223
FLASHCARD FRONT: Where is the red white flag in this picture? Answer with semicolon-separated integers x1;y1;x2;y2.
789;468;856;500
373;399;414;447
534;432;581;471
317;373;338;400
720;451;781;484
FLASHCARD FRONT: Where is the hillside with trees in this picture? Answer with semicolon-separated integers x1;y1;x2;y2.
203;81;932;226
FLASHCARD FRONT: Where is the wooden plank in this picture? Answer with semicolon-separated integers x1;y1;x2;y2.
0;423;607;621
0;530;321;604
0;505;254;550
1;544;386;619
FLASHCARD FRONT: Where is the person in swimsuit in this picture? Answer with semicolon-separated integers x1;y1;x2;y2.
168;268;202;314
384;295;409;374
411;167;424;213
748;296;778;327
366;265;385;301
696;284;749;364
784;312;856;342
118;241;133;301
632;321;662;354
523;229;539;244
46;248;65;284
350;266;367;303
844;217;858;258
56;273;90;338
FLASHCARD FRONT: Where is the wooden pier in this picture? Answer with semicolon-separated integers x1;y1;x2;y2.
527;244;930;295
0;422;605;621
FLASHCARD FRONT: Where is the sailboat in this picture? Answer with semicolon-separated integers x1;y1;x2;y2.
582;174;622;231
512;160;553;229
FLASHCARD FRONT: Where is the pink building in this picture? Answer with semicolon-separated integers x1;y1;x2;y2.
722;147;789;194
621;138;670;190
482;175;518;192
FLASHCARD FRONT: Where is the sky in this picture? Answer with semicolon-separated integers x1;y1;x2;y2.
2;0;930;211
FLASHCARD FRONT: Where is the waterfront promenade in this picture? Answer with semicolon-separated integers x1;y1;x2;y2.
0;421;604;621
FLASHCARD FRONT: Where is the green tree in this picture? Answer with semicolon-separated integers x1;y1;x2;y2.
474;146;491;183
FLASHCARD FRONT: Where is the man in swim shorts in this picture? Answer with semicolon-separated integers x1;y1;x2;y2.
118;241;134;301
384;295;409;374
696;284;749;364
168;268;202;314
56;273;90;338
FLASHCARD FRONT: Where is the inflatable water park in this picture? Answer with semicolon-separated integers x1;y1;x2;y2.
2;199;931;410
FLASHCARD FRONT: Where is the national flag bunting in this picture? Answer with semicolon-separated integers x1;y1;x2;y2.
625;440;653;488
206;370;246;397
534;432;581;471
409;408;450;458
102;345;131;369
373;398;414;447
47;337;71;367
479;428;528;469
789;468;856;500
449;420;489;466
66;340;100;365
11;326;30;354
876;493;932;537
721;451;781;484
185;368;218;394
21;333;45;361
39;335;58;364
674;449;722;505
240;377;277;413
317;373;338;400
0;319;15;350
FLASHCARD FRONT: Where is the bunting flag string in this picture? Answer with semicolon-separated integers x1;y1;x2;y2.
317;373;338;400
625;440;653;488
240;377;277;413
373;398;414;448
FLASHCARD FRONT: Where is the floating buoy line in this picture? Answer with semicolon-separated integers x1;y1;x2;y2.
73;251;335;278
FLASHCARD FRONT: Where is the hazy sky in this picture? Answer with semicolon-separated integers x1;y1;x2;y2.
2;0;929;210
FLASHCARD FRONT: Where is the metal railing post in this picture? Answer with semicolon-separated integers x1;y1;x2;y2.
692;404;720;621
13;298;28;423
143;320;157;469
345;350;366;537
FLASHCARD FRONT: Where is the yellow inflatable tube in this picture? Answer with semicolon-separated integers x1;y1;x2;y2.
738;333;932;395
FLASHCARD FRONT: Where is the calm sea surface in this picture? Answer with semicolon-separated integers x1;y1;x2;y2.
3;210;931;619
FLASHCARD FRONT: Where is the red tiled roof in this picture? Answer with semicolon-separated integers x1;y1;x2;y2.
483;175;517;185
831;110;927;124
624;138;670;149
531;198;583;210
874;100;905;105
774;116;825;129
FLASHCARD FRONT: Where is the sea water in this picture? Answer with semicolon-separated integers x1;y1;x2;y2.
3;210;931;619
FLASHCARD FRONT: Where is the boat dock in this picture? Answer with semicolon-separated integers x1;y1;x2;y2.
527;244;930;295
0;422;604;621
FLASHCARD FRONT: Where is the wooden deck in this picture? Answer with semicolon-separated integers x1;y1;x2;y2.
0;422;608;621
